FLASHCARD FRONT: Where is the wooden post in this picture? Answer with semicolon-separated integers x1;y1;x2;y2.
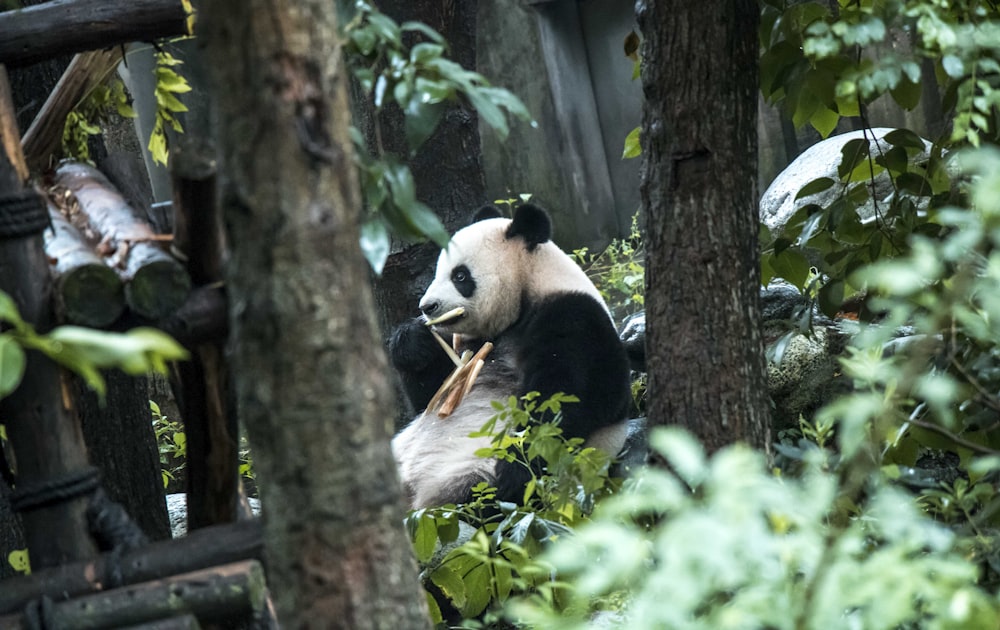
21;49;123;172
168;138;240;530
0;64;98;569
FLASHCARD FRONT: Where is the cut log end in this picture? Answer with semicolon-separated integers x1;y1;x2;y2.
126;259;192;319
58;264;126;327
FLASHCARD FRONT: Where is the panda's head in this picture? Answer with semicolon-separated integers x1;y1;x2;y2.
419;203;606;340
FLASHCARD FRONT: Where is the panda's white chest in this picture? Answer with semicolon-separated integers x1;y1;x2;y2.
392;388;505;509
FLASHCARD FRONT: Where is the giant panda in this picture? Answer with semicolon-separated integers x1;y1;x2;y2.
389;203;632;510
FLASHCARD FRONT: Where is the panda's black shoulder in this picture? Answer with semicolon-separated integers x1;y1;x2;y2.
513;292;625;358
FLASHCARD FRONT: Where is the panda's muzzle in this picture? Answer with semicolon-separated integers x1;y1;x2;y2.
421;305;466;327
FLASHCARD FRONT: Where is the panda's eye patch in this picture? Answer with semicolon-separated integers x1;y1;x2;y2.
451;265;476;298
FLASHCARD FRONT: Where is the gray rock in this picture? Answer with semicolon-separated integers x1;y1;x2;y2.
760;127;932;235
166;493;261;538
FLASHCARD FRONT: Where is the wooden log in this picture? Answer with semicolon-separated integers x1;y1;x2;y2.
118;615;202;630
0;519;263;614
0;64;98;570
54;161;191;319
0;0;192;68
168;138;239;531
21;49;123;171
0;560;267;630
44;204;126;326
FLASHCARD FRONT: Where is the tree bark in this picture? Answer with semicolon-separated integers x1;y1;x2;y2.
200;2;431;627
637;0;771;453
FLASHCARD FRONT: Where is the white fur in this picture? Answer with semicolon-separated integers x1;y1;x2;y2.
419;218;607;340
392;388;502;509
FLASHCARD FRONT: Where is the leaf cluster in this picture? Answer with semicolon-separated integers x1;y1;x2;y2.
508;428;997;629
343;0;533;274
572;214;645;323
0;290;188;400
403;393;621;625
148;50;192;167
150;399;186;490
62;79;137;164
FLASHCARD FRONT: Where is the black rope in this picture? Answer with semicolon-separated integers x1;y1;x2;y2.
87;487;149;589
22;595;55;630
0;189;48;238
9;466;101;513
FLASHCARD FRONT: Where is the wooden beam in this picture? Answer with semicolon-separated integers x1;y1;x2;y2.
0;520;262;614
0;560;267;629
21;49;123;172
0;0;192;68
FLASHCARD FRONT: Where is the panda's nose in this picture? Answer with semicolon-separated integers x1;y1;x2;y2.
419;300;439;319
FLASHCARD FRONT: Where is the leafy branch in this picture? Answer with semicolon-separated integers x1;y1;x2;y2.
0;290;187;399
343;0;533;274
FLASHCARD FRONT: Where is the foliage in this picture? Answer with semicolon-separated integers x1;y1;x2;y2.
754;1;1000;621
62;79;137;164
148;50;192;167
343;0;533;274
403;393;621;625
61;47;190;168
0;290;187;399
150;399;256;491
507;428;997;629
572;214;645;322
150;399;186;490
757;0;1000;322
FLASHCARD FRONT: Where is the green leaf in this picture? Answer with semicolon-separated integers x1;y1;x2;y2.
403;99;445;151
883;129;927;151
896;172;932;197
410;42;444;64
890;78;921;111
360;219;391;275
622;126;641;159
430;564;466;609
0;335;26;399
412;513;438;563
942;55;964;79
838;138;870;179
0;291;26;330
817;279;844;317
810;106;839;138
400;20;446;45
770;248;811;289
795;177;836;200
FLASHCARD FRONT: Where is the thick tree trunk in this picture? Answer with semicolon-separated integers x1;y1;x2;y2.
201;2;431;627
637;0;771;453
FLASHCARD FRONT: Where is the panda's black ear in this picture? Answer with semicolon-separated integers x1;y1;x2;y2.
506;203;551;250
472;205;502;223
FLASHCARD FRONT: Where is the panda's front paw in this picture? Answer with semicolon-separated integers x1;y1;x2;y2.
388;318;441;371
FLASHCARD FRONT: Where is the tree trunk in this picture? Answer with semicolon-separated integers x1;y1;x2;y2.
637;0;771;453
200;1;431;627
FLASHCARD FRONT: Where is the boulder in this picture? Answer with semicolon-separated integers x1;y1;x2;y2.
760;127;932;235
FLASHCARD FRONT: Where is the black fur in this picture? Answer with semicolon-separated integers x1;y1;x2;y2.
388;319;456;412
505;204;551;251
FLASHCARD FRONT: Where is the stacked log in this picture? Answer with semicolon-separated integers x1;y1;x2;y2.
53;161;191;320
43;203;126;327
